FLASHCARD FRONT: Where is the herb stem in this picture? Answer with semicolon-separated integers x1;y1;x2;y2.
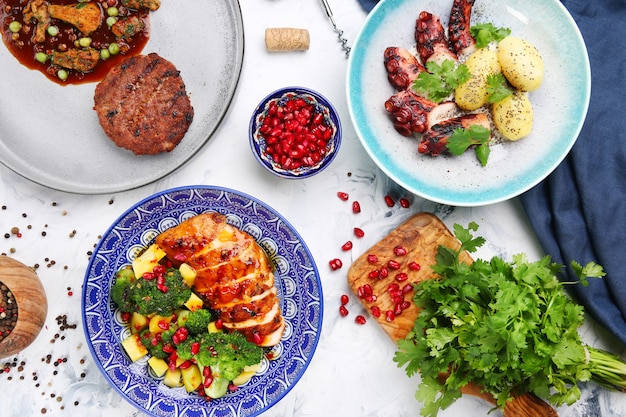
587;346;626;392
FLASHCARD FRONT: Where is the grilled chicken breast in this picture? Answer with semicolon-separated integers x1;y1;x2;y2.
155;212;285;347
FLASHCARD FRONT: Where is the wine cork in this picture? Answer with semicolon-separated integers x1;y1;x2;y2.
265;28;310;52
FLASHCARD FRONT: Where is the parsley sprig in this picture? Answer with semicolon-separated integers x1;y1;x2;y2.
394;223;626;417
446;125;491;166
413;60;470;103
470;23;511;48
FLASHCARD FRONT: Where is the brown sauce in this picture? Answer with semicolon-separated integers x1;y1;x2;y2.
0;0;152;85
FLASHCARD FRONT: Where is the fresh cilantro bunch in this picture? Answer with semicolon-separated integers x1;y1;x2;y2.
394;222;626;417
413;60;470;103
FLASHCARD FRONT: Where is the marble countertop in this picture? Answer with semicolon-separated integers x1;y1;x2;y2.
1;1;625;416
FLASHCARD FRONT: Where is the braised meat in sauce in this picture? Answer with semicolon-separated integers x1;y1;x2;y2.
0;0;158;84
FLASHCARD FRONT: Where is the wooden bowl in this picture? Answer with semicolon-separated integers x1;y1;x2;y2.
0;255;48;358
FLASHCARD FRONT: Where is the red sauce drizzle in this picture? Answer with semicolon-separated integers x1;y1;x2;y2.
0;0;151;85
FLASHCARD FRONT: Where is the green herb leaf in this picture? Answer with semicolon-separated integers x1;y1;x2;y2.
445;124;492;166
486;73;514;103
413;60;470;103
470;23;511;48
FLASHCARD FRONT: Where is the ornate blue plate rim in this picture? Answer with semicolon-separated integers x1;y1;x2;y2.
81;185;323;417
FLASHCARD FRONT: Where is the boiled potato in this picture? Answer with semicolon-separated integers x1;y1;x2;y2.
455;48;501;111
497;36;544;91
492;91;533;141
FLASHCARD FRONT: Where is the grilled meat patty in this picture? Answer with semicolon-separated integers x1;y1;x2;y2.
93;53;194;155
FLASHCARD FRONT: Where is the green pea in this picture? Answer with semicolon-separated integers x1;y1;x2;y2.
57;69;68;81
47;25;59;37
108;43;120;55
107;7;119;17
78;37;92;48
106;16;117;27
100;49;111;60
8;21;22;33
35;52;48;64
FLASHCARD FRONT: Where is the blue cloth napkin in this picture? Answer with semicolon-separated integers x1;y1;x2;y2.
356;0;626;345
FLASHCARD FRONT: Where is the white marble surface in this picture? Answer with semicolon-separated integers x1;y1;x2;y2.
0;0;625;416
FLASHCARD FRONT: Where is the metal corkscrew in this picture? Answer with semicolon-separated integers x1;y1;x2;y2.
320;0;351;58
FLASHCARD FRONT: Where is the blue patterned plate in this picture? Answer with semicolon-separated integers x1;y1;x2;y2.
82;185;322;417
347;0;590;206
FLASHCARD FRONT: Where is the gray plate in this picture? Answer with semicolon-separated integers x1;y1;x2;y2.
0;0;244;194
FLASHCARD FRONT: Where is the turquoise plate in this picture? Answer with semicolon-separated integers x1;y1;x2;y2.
347;0;590;206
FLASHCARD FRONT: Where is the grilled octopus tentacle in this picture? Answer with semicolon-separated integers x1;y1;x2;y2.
415;11;457;65
448;0;476;57
418;112;490;156
384;90;439;136
384;47;425;91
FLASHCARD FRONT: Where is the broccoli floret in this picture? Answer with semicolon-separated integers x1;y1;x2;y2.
130;268;192;316
138;328;171;360
195;331;264;381
185;309;214;336
111;266;136;312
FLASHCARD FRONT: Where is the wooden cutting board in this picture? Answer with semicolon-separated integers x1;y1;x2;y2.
347;212;557;417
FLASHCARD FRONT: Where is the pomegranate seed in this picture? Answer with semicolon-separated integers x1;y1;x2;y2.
395;272;409;282
399;198;410;208
352;201;361;213
402;283;413;294
353;227;365;238
191;342;200;355
341;241;353;251
387;260;401;270
252;332;263;344
392;295;404;305
367;254;378;264
364;294;377;303
371;306;381;318
368;270;380;279
380;266;389;278
384;195;395;207
340;294;349;305
337;191;349;201
401;300;411;310
142;272;155;280
339;305;349;317
387;283;400;292
393;246;407;256
215;318;224;330
385;310;396;322
158;320;170;330
362;284;373;296
179;360;192;370
173;253;187;262
121;312;131;322
394;303;403;316
329;258;343;270
408;261;421;271
162;344;175;353
355;315;367;325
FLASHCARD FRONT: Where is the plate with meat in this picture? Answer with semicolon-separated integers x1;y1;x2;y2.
0;0;243;193
347;0;590;206
82;185;323;417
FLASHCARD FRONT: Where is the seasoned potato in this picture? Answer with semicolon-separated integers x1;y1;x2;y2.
455;48;501;111
497;36;544;92
492;91;533;141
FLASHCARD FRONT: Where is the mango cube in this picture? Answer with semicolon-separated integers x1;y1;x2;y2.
184;292;204;312
132;243;166;278
163;368;183;388
129;312;149;334
149;314;174;334
148;357;169;378
179;263;197;287
121;334;148;362
181;364;202;392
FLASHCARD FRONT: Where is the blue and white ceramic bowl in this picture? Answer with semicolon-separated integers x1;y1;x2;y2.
82;185;323;417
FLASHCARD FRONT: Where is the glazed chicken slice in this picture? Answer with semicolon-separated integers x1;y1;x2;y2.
418;112;490;156
384;47;425;91
155;212;285;347
448;0;477;57
415;11;457;65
